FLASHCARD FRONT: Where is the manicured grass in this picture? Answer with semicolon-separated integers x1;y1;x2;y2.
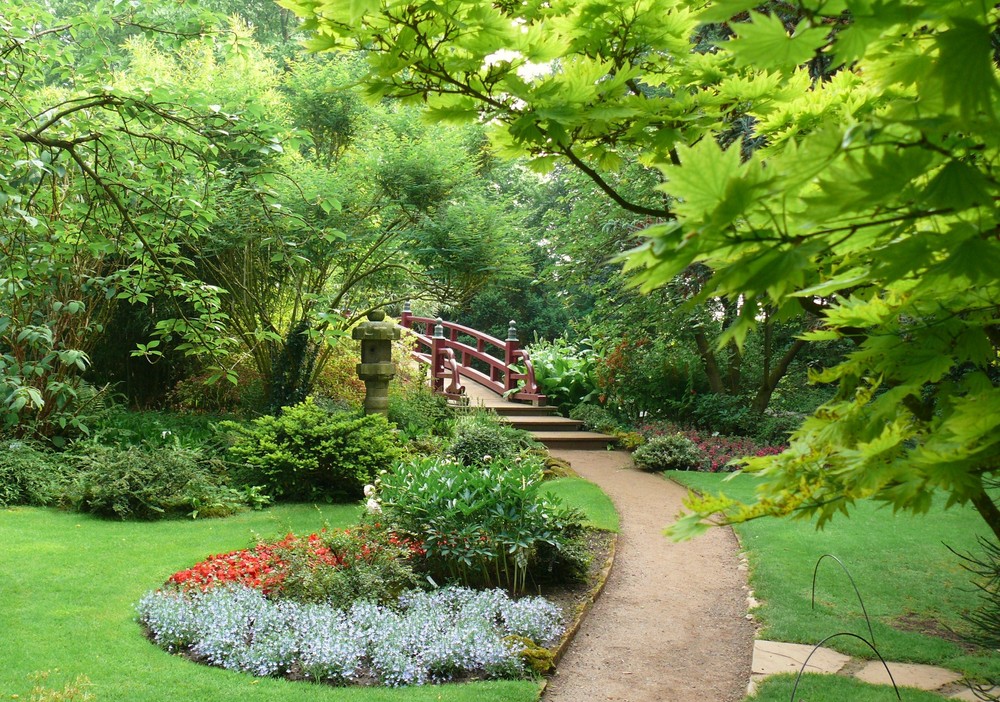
542;477;620;532
0;504;540;702
667;471;1000;682
748;673;951;702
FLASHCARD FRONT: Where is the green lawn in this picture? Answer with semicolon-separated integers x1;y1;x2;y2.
748;673;948;702
542;476;620;532
668;470;1000;683
0;504;540;702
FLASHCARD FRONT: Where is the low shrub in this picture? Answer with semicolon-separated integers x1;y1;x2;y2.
631;434;707;472
688;393;753;437
222;398;403;502
446;411;536;467
595;335;705;424
387;385;453;440
568;403;623;434
88;408;227;453
65;441;265;520
0;440;65;507
138;584;563;686
372;454;584;593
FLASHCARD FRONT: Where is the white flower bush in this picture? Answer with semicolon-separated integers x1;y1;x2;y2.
138;585;563;686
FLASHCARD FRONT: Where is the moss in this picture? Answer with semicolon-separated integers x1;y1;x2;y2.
504;635;555;675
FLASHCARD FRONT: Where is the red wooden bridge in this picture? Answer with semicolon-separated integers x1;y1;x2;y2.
398;305;615;450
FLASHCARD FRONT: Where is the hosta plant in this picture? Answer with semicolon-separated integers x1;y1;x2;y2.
372;454;585;593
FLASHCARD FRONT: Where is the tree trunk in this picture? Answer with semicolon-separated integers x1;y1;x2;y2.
751;338;807;415
693;330;726;393
970;482;1000;544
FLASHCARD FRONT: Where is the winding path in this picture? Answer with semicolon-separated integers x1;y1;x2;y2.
543;450;754;702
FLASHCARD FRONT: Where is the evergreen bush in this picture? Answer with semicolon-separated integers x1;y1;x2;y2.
631;434;707;472
223;398;403;502
568;403;623;434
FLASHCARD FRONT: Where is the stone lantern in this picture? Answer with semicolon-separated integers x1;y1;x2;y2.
352;309;401;415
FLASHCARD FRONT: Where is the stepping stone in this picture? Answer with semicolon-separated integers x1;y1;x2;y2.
852;660;962;691
752;640;852;677
946;684;1000;701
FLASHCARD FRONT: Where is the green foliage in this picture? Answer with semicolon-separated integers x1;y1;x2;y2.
446;411;537;467
0;3;292;438
65;441;265;520
631;434;707;472
688;393;753;438
0;440;63;508
568;403;623;435
519;339;599;411
388;384;454;441
372;454;585;594
595;333;704;424
223;398;403;502
0;504;541;702
87;408;226;451
279;0;1000;539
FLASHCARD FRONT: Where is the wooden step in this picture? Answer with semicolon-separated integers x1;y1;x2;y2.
484;403;561;417
500;415;584;432
529;430;618;451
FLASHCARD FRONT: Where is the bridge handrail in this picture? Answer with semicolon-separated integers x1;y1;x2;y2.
399;307;546;405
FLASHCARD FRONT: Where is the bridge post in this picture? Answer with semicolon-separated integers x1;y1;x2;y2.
504;319;519;394
431;317;445;393
400;301;412;329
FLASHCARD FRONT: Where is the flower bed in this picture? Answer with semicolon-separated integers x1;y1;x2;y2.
138;584;563;686
139;525;565;687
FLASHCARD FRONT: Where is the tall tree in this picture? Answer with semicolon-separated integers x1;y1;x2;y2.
0;3;286;437
281;0;1000;540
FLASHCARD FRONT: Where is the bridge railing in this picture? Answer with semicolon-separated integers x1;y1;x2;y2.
399;305;546;405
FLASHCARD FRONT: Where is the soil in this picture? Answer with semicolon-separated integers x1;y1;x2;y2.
542;450;755;702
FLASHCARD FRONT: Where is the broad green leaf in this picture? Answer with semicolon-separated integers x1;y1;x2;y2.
659;139;742;217
929;18;999;120
728;14;829;73
923;160;992;210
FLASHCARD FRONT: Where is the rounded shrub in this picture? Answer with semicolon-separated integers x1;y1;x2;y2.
445;411;536;467
631;434;707;472
223;398;404;502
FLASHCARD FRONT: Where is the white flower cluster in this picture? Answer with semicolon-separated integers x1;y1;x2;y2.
137;585;564;686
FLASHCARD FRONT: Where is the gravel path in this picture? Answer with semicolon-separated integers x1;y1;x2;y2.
543;450;754;702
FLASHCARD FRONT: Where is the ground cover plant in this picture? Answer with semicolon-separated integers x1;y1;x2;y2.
139;584;563;686
669;471;1000;685
0;504;541;702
